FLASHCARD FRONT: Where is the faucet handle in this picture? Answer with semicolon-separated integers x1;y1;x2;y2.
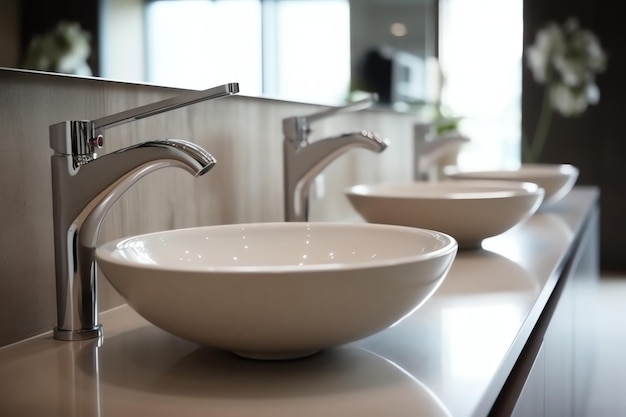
92;83;239;132
283;94;379;144
50;82;239;169
304;93;378;125
50;121;104;168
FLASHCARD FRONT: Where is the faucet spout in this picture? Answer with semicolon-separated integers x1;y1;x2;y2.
284;130;388;222
51;83;238;341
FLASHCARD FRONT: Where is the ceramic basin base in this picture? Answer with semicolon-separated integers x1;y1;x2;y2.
233;349;320;361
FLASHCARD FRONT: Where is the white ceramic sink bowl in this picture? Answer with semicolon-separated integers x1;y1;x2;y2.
96;222;457;360
345;180;544;249
446;163;578;206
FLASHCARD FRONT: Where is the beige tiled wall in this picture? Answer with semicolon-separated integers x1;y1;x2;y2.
0;69;416;347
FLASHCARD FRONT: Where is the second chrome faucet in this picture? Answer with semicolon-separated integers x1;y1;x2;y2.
282;94;389;222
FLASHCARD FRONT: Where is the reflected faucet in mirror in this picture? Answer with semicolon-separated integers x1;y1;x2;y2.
413;122;470;181
282;94;389;222
51;82;239;341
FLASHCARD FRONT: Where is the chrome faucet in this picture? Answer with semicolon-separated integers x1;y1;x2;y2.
413;122;469;181
283;94;389;222
51;82;239;341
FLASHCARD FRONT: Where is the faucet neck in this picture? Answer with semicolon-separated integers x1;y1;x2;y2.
51;140;217;341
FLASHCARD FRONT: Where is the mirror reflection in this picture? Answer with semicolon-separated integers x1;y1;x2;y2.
2;0;524;171
4;0;437;106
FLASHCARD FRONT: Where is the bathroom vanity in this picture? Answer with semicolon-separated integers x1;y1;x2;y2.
0;186;599;417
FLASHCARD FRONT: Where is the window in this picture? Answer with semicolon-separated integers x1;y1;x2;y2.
439;0;523;169
145;0;263;95
143;0;350;104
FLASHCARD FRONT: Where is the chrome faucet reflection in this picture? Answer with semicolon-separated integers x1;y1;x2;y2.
413;122;470;181
283;94;389;222
51;82;239;341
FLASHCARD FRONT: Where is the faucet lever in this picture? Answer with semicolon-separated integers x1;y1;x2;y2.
302;93;378;125
283;93;378;144
49;83;239;160
93;83;239;131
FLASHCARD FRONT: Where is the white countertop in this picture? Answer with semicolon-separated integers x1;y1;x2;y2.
0;187;599;417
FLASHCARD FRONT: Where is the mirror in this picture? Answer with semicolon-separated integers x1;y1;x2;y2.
2;0;437;107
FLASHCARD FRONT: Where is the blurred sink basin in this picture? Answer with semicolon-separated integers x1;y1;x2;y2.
445;163;578;206
345;180;544;249
95;222;457;360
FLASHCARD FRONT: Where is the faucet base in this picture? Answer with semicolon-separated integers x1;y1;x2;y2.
53;325;103;341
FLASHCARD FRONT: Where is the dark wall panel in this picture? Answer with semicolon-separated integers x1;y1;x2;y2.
523;0;625;270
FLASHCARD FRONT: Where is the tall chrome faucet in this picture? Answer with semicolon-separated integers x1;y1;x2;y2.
283;94;389;222
51;82;239;341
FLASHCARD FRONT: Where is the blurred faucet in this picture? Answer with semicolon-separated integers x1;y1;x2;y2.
282;95;389;222
413;122;469;181
51;83;239;341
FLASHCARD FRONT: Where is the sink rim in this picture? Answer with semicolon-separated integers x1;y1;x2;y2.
96;221;458;274
345;179;543;201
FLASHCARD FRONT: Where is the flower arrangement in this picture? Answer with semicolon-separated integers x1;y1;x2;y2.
22;21;93;76
523;17;607;162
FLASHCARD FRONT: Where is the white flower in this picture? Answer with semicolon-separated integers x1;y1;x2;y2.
22;21;93;76
549;83;588;116
526;22;564;83
55;23;92;75
526;17;607;117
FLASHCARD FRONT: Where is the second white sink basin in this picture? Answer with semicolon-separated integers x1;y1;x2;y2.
345;180;544;249
96;222;457;360
445;163;578;206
